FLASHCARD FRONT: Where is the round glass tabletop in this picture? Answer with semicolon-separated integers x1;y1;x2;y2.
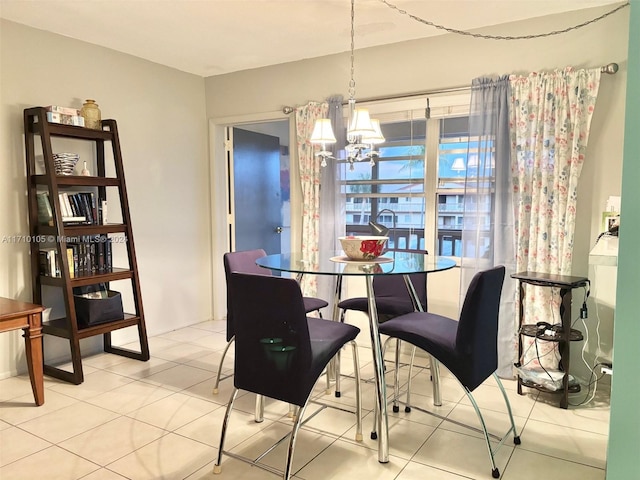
255;251;456;276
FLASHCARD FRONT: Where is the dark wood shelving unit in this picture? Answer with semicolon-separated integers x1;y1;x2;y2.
511;271;589;409
24;107;149;385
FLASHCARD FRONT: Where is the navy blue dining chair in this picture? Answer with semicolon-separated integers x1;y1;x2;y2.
213;272;362;479
212;249;328;397
377;265;520;478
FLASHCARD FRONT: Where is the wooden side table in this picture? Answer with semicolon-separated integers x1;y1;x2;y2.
0;297;45;406
511;272;589;409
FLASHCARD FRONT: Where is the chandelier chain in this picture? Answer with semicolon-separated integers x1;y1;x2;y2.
349;0;356;99
378;0;630;41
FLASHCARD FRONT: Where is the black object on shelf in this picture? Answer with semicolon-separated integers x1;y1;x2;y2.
75;291;124;326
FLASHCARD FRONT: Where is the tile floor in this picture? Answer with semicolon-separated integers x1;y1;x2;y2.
0;319;611;479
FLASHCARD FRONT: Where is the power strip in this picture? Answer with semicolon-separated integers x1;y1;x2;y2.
601;364;613;375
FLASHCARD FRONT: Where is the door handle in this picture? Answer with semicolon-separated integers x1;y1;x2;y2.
274;226;283;234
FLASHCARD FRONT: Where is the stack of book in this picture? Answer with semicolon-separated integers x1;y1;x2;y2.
37;192;105;225
39;236;114;278
44;105;85;127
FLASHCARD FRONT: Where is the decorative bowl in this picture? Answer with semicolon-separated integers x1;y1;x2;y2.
53;152;80;175
339;236;388;260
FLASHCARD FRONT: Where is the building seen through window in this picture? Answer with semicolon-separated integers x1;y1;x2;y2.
341;110;494;257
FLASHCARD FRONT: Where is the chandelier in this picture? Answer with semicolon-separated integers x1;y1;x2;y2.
310;0;385;170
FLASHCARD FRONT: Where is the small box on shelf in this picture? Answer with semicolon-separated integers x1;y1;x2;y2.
74;290;124;327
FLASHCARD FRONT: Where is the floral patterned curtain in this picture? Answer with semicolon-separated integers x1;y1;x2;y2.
510;67;600;370
295;101;328;297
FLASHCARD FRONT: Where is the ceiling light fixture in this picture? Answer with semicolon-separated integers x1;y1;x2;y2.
309;119;337;167
310;0;385;170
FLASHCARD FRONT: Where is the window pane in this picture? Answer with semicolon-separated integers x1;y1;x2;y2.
436;117;494;257
343;118;427;250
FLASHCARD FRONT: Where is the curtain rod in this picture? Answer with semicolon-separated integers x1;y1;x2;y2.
282;63;618;114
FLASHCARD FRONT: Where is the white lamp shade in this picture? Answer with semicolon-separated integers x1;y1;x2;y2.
467;154;479;168
310;119;336;144
451;157;466;171
348;108;376;136
362;119;385;144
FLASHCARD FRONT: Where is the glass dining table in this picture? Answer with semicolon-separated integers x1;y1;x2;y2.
256;250;456;463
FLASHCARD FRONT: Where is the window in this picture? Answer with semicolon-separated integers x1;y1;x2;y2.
342;117;426;250
340;96;483;256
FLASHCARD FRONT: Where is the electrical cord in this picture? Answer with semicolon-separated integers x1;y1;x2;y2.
569;362;610;406
518;337;558;369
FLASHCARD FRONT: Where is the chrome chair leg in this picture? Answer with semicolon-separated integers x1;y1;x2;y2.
430;355;442;407
255;394;264;423
392;339;401;412
213;387;239;475
334;347;342;396
371;336;393;440
464;386;500;478
350;340;363;441
284;400;310;480
404;345;416;412
494;373;521;445
212;337;234;394
463;377;521;479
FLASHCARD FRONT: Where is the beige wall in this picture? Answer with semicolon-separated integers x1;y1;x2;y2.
0;20;211;377
205;4;629;379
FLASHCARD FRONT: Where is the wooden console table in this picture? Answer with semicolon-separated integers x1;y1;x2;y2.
0;297;45;405
511;272;589;409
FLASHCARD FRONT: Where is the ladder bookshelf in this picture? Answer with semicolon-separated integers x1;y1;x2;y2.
24;107;149;385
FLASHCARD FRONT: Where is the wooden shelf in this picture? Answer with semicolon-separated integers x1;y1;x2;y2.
28;118;114;140
24;106;149;385
39;268;133;287
43;314;140;339
33;175;120;187
520;378;581;395
38;224;128;236
519;324;583;342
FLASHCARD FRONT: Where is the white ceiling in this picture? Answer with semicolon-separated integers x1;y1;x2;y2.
0;0;623;77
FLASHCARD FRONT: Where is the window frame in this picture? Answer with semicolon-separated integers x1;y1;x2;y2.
338;94;472;258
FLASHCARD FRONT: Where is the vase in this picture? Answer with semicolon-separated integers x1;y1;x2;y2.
80;99;101;130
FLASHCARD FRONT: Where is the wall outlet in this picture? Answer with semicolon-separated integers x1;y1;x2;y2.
601;364;613;375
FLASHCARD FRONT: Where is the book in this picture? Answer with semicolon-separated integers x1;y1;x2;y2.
100;200;108;225
46;105;80;116
39;250;51;276
58;192;87;223
58;193;70;217
39;248;59;277
68;193;81;217
105;237;112;271
46;111;85;126
96;236;106;272
69;243;79;276
36;192;53;226
66;246;75;278
80;192;95;224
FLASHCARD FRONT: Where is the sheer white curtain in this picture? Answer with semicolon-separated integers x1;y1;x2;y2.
317;96;346;312
295;101;328;298
460;76;516;378
510;67;601;370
